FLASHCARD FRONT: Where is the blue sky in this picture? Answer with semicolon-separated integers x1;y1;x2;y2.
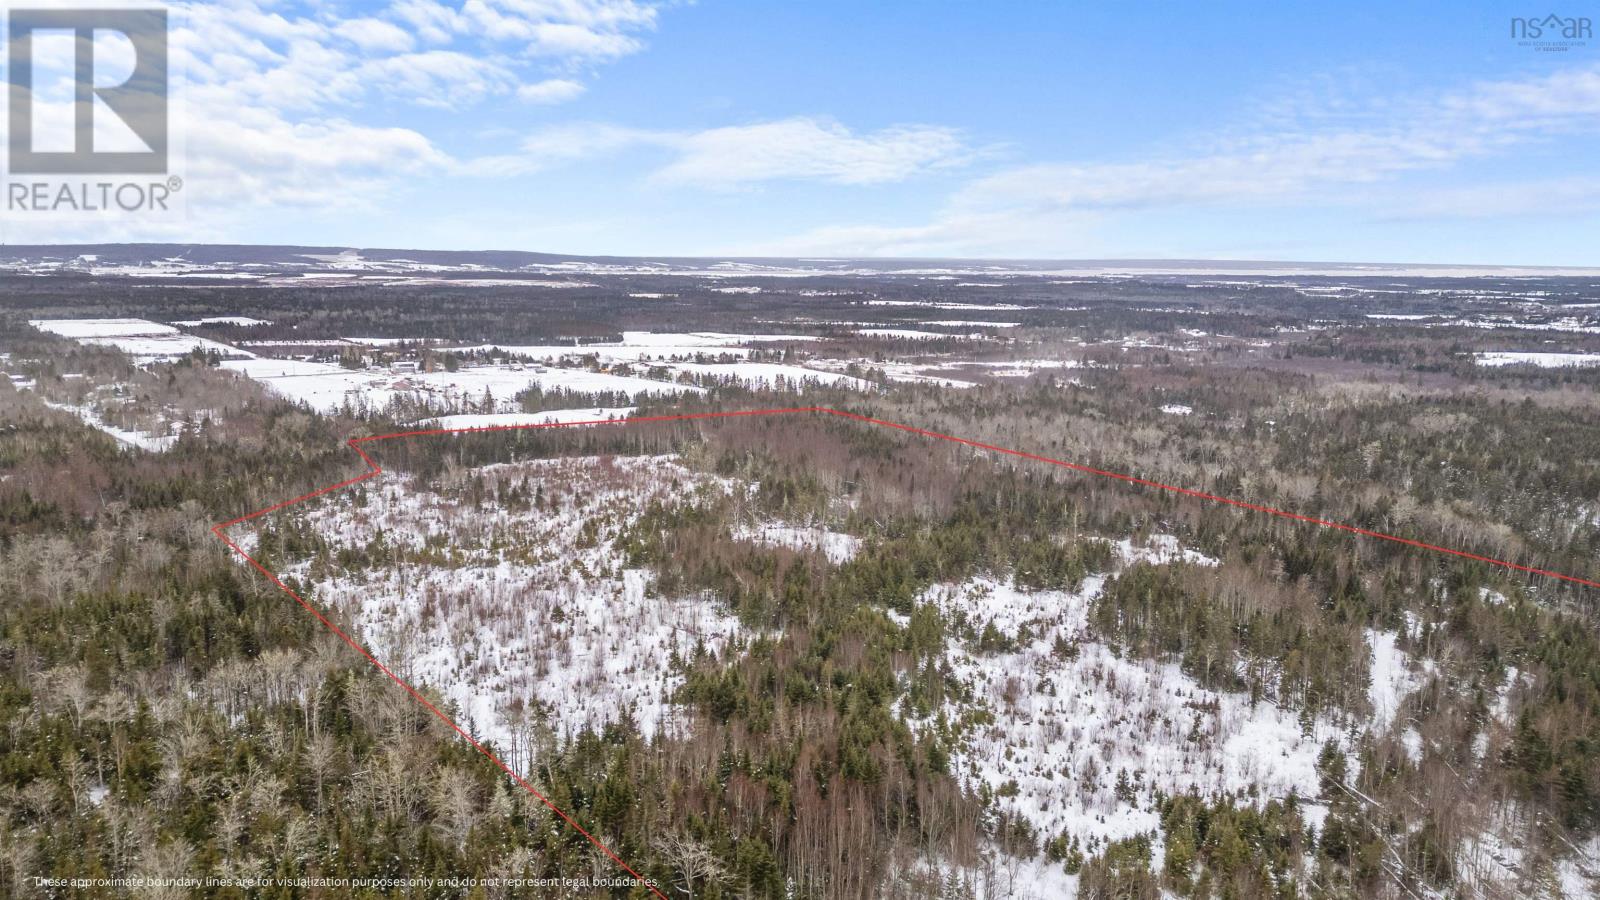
7;1;1600;263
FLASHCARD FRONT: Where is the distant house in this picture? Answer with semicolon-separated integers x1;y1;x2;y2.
392;360;420;374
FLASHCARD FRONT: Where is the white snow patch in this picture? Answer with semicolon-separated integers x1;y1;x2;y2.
171;316;271;327
911;576;1341;852
40;399;176;451
733;523;862;564
421;408;636;429
1112;535;1218;568
1475;351;1600;368
856;327;985;340
668;362;876;392
273;455;748;767
222;359;700;414
33;318;251;362
441;332;817;364
1367;629;1433;731
31;317;177;339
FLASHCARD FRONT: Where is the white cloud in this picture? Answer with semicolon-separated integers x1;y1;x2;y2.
356;51;516;107
521;21;644;60
186;107;450;208
509;117;979;186
2;0;669;240
171;0;662;112
760;63;1600;257
335;18;416;54
390;0;468;44
962;63;1600;216
655;119;975;187
517;78;586;104
1377;177;1600;221
747;209;1103;259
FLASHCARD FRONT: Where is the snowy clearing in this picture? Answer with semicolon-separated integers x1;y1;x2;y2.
276;454;747;768
667;362;876;392
733;523;862;564
911;576;1345;854
171;316;271;327
41;399;176;452
222;360;700;414
855;327;985;340
31;317;178;339
1367;629;1434;731
420;408;637;429
864;300;1033;311
1474;351;1600;368
31;317;252;361
444;331;818;365
1112;535;1219;568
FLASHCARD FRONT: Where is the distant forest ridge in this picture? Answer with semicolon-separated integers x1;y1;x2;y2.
3;244;1599;277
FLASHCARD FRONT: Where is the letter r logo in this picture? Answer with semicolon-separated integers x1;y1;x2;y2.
7;8;168;174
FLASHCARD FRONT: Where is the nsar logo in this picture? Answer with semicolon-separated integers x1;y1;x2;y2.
1510;13;1593;51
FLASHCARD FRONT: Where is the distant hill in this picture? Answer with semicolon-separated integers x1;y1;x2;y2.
3;243;1598;279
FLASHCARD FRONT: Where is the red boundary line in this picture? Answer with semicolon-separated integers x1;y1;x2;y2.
212;405;1599;897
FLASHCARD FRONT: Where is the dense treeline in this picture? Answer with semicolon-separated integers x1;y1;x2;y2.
3;276;1600;898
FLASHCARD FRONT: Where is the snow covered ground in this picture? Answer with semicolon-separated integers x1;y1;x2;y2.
803;358;978;388
420;408;637;429
864;300;1034;311
221;359;700;415
1366;629;1434;731
1474;351;1600;368
855;327;986;340
732;523;862;563
443;332;817;364
40;399;176;451
908;570;1343;858
275;455;747;772
666;362;876;392
900;849;1079;900
30;317;177;339
31;317;251;362
1112;534;1219;567
171;316;271;327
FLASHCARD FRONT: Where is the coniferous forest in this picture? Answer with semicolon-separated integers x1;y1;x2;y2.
2;256;1599;898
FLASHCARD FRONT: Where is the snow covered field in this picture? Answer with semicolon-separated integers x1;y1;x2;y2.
803;358;978;388
171;316;271;327
276;455;747;771
856;327;986;340
1474;351;1600;368
910;574;1346;857
443;331;817;364
221;359;700;415
864;300;1034;311
666;362;876;391
733;523;862;563
30;318;178;339
31;317;250;362
421;408;637;429
40;399;176;451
